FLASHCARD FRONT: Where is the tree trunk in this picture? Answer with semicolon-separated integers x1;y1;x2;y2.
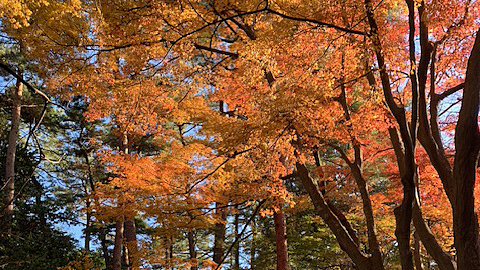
452;27;480;270
414;232;424;270
394;187;415;270
167;237;174;270
233;213;240;270
213;202;227;266
274;208;290;270
100;226;111;267
4;71;23;233
124;218;138;269
113;131;129;270
113;219;124;270
250;215;256;270
188;231;198;270
85;199;91;251
83;137;95;252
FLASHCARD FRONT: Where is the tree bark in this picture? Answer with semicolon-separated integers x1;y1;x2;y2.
452;27;480;270
394;187;415;270
113;219;124;270
113;131;130;270
124;218;138;269
85;200;91;251
100;226;111;267
82;134;96;251
233;213;240;270
413;231;424;270
213;202;227;265
365;1;420;269
250;215;256;270
4;70;23;233
188;231;198;270
274;208;290;270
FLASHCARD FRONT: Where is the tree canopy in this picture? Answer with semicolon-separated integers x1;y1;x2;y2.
0;0;479;269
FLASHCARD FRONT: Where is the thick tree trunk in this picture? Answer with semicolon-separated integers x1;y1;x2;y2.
113;219;124;270
4;72;23;233
274;209;290;270
452;28;480;270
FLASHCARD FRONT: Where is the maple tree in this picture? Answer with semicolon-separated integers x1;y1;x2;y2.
1;0;480;269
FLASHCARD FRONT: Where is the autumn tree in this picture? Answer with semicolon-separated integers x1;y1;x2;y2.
80;0;478;269
2;0;480;270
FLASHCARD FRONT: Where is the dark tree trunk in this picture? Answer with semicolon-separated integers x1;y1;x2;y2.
414;232;424;270
188;231;198;270
112;219;124;270
100;226;111;267
213;202;227;265
274;209;290;270
124;218;138;269
452;28;480;270
82;138;95;252
85;200;91;251
233;213;240;270
113;131;129;270
250;215;256;270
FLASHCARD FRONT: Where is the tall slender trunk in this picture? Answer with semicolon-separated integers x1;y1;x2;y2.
4;71;23;234
113;219;124;270
213;103;227;267
166;237;174;270
213;202;227;266
273;208;290;270
100;226;110;267
83;140;95;251
188;231;197;270
233;213;240;270
113;131;129;270
413;232;424;270
250;215;256;270
124;218;138;269
120;131;138;269
85;199;91;251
